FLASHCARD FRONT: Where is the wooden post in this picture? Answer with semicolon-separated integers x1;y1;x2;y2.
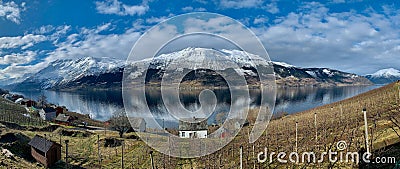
340;104;343;120
397;85;400;103
240;145;243;169
363;108;370;154
314;113;317;144
65;140;69;169
44;134;47;145
121;140;124;169
150;151;155;169
253;144;255;169
98;135;101;166
295;121;298;152
168;136;171;166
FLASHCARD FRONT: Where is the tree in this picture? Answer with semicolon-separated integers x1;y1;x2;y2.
37;93;47;107
109;109;131;138
215;112;226;125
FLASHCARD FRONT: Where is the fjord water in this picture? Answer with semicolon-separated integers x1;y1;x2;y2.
14;85;380;126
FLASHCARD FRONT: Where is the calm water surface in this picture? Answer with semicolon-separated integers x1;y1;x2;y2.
14;85;381;128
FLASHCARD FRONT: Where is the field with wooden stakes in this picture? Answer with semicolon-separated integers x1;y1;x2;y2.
0;81;399;168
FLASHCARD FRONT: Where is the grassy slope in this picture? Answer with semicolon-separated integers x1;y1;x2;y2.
0;82;399;168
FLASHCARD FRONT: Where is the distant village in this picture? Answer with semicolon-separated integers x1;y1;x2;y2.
1;92;88;127
1;92;251;139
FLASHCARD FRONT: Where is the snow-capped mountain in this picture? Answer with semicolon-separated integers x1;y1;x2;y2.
124;47;273;86
10;47;372;90
366;68;400;84
0;73;33;86
126;47;372;87
11;57;124;90
272;62;372;86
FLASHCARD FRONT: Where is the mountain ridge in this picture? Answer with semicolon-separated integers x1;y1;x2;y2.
365;68;400;84
7;48;373;90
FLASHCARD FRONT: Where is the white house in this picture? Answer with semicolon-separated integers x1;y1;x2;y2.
15;98;25;104
179;117;208;138
39;107;57;121
129;117;146;132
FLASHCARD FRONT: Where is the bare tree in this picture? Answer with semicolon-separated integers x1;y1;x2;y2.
215;112;226;125
37;93;47;107
109;109;131;138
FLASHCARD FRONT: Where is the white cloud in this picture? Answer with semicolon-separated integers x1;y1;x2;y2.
182;6;194;12
126;22;178;61
50;25;71;43
34;25;55;34
253;16;268;25
253;2;400;74
181;16;267;56
46;24;142;62
0;1;25;24
0;34;47;50
219;0;263;9
266;2;279;14
0;62;47;80
146;16;168;24
0;22;141;81
182;6;207;12
330;0;346;4
0;51;36;65
32;25;71;44
95;0;148;16
81;23;112;34
194;0;208;4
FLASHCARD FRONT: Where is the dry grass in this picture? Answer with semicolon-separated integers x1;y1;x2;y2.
0;82;399;168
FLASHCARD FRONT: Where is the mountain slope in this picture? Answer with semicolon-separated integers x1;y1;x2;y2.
125;48;372;87
366;68;400;84
10;48;372;90
273;64;372;86
9;57;124;90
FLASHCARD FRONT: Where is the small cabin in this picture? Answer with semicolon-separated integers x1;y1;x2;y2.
25;100;36;107
16;99;36;107
28;135;61;167
55;107;65;116
179;117;208;138
55;114;73;126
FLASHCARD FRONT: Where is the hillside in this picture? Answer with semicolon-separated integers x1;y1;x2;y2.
0;82;398;168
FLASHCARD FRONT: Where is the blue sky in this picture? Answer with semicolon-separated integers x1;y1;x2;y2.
0;0;399;81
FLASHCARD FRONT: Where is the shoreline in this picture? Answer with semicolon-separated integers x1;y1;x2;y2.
4;83;382;126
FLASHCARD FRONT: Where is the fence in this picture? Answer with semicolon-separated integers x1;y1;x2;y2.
0;98;47;127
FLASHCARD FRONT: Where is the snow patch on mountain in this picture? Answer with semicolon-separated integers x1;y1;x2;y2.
322;69;334;77
368;68;400;78
22;56;124;89
305;71;317;78
272;61;296;68
128;47;271;74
